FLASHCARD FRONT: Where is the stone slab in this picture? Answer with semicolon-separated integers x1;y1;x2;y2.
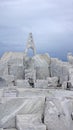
35;80;48;88
0;97;45;128
15;80;31;88
44;97;73;130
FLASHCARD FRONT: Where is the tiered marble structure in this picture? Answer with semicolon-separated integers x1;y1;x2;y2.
0;33;73;130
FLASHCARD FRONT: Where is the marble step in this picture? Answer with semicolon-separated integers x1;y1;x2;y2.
16;114;46;130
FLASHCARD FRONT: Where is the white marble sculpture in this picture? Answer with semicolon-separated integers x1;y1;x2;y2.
0;33;73;130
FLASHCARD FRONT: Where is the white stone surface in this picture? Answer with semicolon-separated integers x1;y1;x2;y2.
0;128;3;130
16;124;46;130
51;58;69;84
62;81;67;89
0;78;7;87
68;68;73;87
3;88;17;97
69;68;73;80
33;54;50;79
17;88;50;97
47;76;58;87
15;80;31;88
2;75;15;86
67;52;73;64
16;114;42;125
44;97;73;130
16;114;46;130
0;89;3;97
0;97;45;128
10;65;24;79
25;69;36;82
35;80;48;88
4;128;17;130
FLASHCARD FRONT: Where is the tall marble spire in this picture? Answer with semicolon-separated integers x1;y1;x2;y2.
25;33;36;56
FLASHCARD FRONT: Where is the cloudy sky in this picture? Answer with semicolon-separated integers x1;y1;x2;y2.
0;0;73;60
